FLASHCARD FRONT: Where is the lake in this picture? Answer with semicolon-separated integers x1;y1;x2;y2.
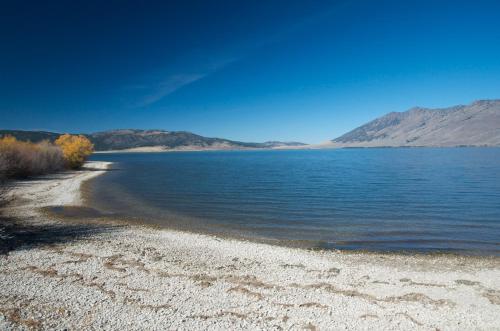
89;148;500;255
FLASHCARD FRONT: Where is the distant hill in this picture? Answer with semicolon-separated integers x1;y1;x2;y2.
88;129;263;151
0;130;60;143
325;99;500;147
0;129;306;151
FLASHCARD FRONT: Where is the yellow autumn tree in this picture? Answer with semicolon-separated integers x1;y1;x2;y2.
55;134;94;169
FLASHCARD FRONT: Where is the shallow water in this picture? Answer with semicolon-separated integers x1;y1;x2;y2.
89;148;500;255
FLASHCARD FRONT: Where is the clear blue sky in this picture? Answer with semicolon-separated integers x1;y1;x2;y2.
1;0;500;143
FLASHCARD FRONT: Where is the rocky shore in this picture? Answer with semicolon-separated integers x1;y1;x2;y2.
1;161;499;330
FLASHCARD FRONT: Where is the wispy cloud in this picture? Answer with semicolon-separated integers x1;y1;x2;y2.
127;5;339;109
128;56;238;109
131;73;205;108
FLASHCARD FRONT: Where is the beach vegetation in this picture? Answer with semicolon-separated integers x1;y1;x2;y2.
0;133;93;179
55;134;94;169
0;135;64;179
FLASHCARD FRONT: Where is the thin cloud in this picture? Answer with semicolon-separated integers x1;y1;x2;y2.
131;73;205;108
128;56;239;109
128;4;340;109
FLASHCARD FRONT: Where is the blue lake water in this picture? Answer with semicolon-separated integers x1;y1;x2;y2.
89;148;500;255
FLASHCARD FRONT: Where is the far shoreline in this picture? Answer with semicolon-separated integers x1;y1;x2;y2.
93;145;500;153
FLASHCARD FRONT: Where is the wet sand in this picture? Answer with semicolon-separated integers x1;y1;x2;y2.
1;161;499;330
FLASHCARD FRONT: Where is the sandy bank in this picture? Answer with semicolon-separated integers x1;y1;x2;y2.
1;161;499;330
93;145;259;153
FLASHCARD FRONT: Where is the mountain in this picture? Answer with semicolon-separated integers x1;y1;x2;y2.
5;99;499;150
326;99;500;147
0;129;305;151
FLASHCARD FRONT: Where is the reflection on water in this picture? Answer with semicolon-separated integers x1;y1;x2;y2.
89;148;500;255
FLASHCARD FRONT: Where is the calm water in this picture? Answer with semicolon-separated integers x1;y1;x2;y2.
89;149;500;255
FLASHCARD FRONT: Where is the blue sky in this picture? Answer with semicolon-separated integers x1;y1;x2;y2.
1;0;500;143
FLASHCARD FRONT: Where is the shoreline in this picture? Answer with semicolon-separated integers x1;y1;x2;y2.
92;145;500;153
83;159;499;258
1;162;500;329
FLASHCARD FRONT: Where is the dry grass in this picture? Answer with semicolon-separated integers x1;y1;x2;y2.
0;136;64;179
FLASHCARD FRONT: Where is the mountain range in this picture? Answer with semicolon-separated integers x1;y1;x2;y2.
0;129;306;151
2;99;499;150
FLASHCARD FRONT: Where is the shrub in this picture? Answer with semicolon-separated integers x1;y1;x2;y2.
55;134;94;169
0;136;64;179
34;140;66;173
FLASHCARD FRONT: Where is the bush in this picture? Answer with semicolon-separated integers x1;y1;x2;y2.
0;136;64;179
0;134;94;179
34;140;66;173
55;134;94;169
